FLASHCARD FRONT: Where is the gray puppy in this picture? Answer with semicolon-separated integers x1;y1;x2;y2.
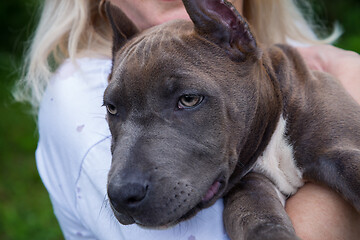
103;0;360;239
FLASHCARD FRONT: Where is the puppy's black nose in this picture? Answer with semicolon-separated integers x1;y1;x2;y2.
108;180;149;212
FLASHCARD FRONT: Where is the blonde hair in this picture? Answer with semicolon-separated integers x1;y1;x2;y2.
14;0;340;112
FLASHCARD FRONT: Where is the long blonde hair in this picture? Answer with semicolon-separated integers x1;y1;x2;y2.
14;0;340;112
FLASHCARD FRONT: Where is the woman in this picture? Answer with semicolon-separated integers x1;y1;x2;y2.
15;0;360;239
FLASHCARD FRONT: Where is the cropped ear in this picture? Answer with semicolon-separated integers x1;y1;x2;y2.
105;2;139;54
182;0;260;61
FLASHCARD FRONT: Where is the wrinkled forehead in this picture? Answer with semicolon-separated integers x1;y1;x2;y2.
108;20;236;98
110;20;217;87
116;20;195;70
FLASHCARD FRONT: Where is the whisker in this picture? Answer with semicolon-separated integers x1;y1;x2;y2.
98;194;114;221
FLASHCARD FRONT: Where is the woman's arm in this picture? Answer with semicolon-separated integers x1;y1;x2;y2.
297;45;360;104
286;183;360;240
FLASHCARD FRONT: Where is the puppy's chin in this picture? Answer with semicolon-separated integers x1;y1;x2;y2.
111;205;179;228
113;209;135;225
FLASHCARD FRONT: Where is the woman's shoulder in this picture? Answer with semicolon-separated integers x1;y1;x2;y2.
38;56;111;138
54;57;112;84
36;57;112;189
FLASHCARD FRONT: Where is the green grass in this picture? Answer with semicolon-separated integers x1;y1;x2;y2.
0;0;359;239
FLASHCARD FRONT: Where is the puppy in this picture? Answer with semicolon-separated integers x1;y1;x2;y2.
103;0;360;239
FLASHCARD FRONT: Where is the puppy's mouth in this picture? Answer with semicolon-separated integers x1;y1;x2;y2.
177;175;226;223
141;176;226;228
111;175;227;228
199;175;226;206
201;180;222;203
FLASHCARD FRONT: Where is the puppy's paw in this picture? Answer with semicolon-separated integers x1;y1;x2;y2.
246;223;300;240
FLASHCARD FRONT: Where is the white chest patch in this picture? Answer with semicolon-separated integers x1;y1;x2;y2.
253;115;304;204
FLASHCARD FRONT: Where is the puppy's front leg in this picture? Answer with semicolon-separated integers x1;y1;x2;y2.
223;172;300;240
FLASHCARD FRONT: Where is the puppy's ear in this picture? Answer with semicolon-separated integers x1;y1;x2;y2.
105;2;139;54
182;0;260;61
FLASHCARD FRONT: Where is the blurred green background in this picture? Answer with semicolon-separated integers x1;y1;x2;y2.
0;0;359;239
0;0;63;239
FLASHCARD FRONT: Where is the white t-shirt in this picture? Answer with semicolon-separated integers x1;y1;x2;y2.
36;57;230;240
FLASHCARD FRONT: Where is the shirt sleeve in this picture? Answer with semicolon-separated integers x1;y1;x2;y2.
36;58;230;240
36;57;113;239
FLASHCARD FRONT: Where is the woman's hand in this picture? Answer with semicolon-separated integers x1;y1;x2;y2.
297;45;360;104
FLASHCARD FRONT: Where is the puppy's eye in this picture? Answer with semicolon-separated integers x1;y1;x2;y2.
106;104;117;115
178;94;204;109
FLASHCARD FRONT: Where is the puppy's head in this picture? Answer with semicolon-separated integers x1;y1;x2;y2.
104;0;277;227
